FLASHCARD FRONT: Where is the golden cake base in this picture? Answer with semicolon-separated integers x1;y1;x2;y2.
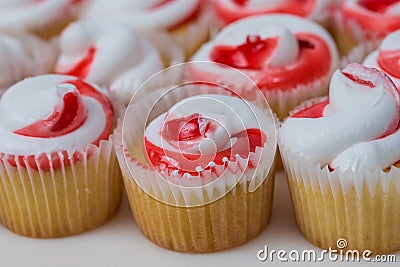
0;156;122;238
287;177;400;255
124;172;275;253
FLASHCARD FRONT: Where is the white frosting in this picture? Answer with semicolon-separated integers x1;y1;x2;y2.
0;33;57;91
0;74;110;156
56;20;163;104
145;94;271;159
215;0;332;23
0;0;78;33
363;30;400;87
190;14;338;87
280;64;400;172
81;0;200;31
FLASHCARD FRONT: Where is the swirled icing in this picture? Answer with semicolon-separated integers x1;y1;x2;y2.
80;0;201;31
0;0;83;33
279;63;400;172
189;15;338;92
55;20;163;104
339;0;400;38
214;0;332;24
363;30;400;87
144;94;269;177
0;74;114;158
0;33;57;91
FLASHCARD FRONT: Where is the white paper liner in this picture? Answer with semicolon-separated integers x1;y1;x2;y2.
339;39;381;69
279;121;400;198
115;84;278;207
0;127;123;238
332;8;383;56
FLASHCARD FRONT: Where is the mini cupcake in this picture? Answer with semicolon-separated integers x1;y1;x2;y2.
80;0;212;57
116;81;277;252
364;30;400;88
333;0;400;55
279;63;400;254
0;75;122;238
213;0;332;27
0;32;57;95
187;14;339;120
55;20;178;105
0;0;84;39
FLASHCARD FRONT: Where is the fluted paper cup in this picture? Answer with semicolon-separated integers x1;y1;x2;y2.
0;130;123;238
279;98;400;255
115;63;278;252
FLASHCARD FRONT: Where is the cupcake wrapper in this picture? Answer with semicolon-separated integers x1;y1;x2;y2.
279;141;400;254
331;9;382;56
0;131;123;238
339;39;381;69
115;84;277;252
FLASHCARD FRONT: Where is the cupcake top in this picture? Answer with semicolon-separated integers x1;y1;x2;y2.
0;33;57;91
364;30;400;88
338;0;400;39
189;15;338;92
143;94;274;178
55;20;163;104
214;0;332;25
0;74;114;158
0;0;82;33
280;63;400;172
80;0;201;31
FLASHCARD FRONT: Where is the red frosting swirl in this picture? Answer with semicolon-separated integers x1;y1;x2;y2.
214;0;317;24
210;33;331;91
144;113;265;177
340;0;400;37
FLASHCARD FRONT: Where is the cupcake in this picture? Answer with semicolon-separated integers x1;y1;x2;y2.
0;0;84;39
0;32;57;95
279;63;400;254
333;0;400;55
115;82;277;252
187;14;339;120
55;20;172;105
0;74;122;238
213;0;333;27
364;30;400;88
80;0;212;57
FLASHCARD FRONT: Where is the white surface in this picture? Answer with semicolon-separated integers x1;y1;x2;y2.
0;172;398;267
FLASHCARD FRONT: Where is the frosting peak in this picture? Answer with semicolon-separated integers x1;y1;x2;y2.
56;20;163;104
280;63;400;172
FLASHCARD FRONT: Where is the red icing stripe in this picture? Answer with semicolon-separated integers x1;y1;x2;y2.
210;33;331;91
58;47;96;79
290;100;329;118
144;117;265;177
359;0;399;13
6;79;114;171
215;0;316;24
378;49;400;79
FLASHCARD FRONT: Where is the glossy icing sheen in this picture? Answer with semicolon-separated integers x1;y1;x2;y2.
0;75;114;169
143;94;266;177
56;20;163;104
280;64;400;172
81;0;200;31
0;0;82;32
214;0;331;24
364;30;400;87
340;0;400;37
190;15;338;92
0;33;57;90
